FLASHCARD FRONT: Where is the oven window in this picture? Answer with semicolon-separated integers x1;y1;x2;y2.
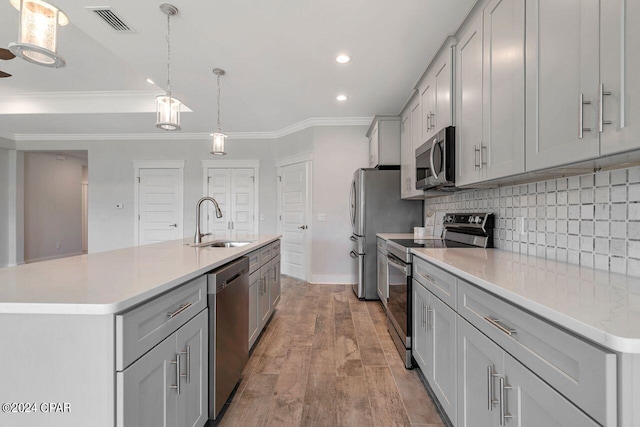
387;257;408;338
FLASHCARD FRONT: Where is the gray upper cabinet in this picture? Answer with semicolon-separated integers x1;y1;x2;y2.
525;0;601;171
456;0;525;186
367;116;401;168
456;12;485;187
400;97;424;199
600;0;640;156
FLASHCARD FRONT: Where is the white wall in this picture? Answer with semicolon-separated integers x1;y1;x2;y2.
310;126;369;283
18;138;277;253
23;152;86;262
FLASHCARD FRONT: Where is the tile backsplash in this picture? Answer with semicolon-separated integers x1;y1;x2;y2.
425;166;640;276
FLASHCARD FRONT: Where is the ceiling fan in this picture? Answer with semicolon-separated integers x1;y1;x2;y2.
0;48;16;78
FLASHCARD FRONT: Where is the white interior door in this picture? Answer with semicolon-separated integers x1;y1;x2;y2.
137;168;183;245
231;169;255;237
206;169;231;234
278;161;310;280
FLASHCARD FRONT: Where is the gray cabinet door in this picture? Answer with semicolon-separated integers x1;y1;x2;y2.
600;0;640;155
412;279;430;372
504;353;600;427
525;0;600;171
270;255;281;311
457;318;502;427
258;264;271;329
455;12;484;186
482;0;525;180
176;310;208;427
430;294;457;425
117;335;178;427
248;271;259;348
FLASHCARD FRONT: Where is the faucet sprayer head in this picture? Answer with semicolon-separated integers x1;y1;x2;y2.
215;205;223;218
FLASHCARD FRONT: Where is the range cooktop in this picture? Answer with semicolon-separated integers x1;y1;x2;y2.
389;239;474;249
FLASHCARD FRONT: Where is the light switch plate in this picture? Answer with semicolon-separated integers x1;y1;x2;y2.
318;213;326;222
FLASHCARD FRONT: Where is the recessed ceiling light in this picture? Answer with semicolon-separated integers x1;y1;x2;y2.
336;94;348;102
146;78;155;85
336;54;351;64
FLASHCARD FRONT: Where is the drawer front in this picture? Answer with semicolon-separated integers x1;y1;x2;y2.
457;280;617;426
413;256;457;309
116;276;207;371
260;244;272;265
248;249;261;275
270;240;281;258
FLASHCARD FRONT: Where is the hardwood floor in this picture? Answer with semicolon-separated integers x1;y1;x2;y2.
211;276;445;427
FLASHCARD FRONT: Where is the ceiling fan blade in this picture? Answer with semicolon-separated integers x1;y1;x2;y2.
0;48;16;61
0;70;12;78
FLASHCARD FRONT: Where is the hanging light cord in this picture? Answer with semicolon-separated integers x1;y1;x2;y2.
217;74;222;132
166;12;171;97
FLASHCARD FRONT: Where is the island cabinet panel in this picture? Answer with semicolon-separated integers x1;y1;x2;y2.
270;253;281;311
457;279;617;426
116;275;207;371
0;314;115;427
248;239;282;349
118;309;208;427
248;270;260;349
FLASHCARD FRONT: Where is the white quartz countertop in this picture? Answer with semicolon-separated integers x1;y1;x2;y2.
0;234;280;315
411;248;640;353
376;233;416;240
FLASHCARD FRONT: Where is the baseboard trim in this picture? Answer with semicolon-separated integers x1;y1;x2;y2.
308;274;356;285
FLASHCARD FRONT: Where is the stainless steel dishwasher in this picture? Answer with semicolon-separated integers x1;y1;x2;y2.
207;256;249;420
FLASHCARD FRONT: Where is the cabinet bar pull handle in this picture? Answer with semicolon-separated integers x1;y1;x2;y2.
499;377;513;425
481;144;487;167
167;302;192;319
474;146;481;170
599;83;613;133
579;94;592;139
487;366;500;410
417;272;435;284
484;316;516;336
430;112;435;130
179;345;191;384
426;305;433;329
170;354;181;395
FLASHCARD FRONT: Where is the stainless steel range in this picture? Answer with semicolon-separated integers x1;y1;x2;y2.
385;213;494;369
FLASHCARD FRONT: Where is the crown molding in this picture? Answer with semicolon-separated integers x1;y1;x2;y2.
9;116;373;142
0;130;16;141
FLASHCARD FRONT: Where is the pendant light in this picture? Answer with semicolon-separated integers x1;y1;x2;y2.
8;0;69;68
155;3;181;131
210;68;227;155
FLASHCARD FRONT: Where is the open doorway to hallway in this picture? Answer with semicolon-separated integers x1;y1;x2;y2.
23;151;88;263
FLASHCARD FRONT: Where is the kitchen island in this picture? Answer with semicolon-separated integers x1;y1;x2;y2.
0;234;280;427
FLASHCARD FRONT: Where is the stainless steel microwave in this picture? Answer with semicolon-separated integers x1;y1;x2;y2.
415;126;455;190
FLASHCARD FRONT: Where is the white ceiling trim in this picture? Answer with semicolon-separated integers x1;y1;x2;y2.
10;116;373;142
0;91;193;115
0;130;16;141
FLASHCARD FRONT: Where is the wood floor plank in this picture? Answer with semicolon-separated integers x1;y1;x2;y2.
389;363;444;425
364;366;412;427
265;345;312;427
336;376;375;427
335;316;364;377
352;311;388;366
223;373;278;427
301;374;338;427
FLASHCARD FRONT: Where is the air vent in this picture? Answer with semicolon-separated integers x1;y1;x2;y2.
87;7;135;33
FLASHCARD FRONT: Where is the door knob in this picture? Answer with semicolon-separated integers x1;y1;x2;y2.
298;225;308;230
169;224;178;227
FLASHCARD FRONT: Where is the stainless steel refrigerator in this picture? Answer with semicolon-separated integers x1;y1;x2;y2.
349;168;423;299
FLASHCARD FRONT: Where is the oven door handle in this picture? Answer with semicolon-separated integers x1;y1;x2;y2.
387;255;409;276
430;138;439;180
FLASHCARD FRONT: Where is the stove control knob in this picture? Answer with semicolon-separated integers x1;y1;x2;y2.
475;216;483;224
468;216;474;223
445;215;454;223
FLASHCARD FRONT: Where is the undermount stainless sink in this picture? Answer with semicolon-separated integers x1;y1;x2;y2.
189;240;252;248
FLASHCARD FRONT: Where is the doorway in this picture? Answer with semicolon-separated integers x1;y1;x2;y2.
277;155;312;281
23;151;88;263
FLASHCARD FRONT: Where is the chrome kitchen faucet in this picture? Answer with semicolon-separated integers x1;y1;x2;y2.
194;196;223;244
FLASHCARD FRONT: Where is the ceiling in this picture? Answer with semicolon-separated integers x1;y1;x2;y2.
0;0;476;140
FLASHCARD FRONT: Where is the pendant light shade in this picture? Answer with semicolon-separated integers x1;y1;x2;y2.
155;4;181;131
210;68;227;155
8;0;68;68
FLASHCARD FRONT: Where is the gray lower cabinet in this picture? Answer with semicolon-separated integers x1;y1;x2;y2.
413;279;457;425
117;309;208;427
458;318;598;427
248;240;282;349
